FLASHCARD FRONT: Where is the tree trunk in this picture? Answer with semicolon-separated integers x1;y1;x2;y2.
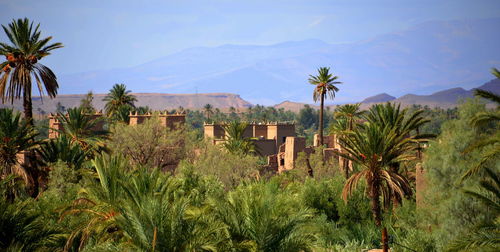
23;88;39;197
306;157;314;177
23;87;34;126
319;94;324;146
370;175;389;252
344;117;353;178
382;227;389;252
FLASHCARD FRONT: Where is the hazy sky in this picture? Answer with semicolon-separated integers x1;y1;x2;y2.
1;0;500;75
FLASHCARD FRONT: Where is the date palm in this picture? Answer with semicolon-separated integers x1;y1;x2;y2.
334;103;364;178
222;121;256;156
103;83;137;117
55;107;109;157
210;182;317;251
0;108;38;188
204;104;213;121
338;121;426;252
0;18;63;125
365;102;433;174
308;67;342;145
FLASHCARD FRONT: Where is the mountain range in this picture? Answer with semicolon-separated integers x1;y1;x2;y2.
1;79;497;113
58;18;500;105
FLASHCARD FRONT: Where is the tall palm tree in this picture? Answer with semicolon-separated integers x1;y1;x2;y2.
308;67;342;145
0;108;38;191
0;18;63;125
334;103;364;177
204;104;213;121
338;121;426;252
103;83;137;117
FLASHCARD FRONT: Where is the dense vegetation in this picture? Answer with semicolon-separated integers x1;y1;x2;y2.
0;18;498;252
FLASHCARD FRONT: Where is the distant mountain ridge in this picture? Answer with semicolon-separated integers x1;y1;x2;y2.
274;78;500;111
1;93;252;113
361;93;396;103
58;18;500;105
0;79;498;113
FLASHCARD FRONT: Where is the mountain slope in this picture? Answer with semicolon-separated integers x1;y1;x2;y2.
361;93;396;103
58;18;500;105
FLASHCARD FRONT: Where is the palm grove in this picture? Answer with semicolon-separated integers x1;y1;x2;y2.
1;18;499;252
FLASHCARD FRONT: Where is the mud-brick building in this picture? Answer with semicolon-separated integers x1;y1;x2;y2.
129;111;186;130
48;111;106;139
204;122;296;156
48;111;186;139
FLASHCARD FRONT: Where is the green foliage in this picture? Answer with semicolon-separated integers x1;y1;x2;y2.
222;121;256;156
179;140;260;188
422;99;500;249
107;116;188;171
37;135;87;169
210;181;319;252
56;107;109;157
0;108;38;179
79;91;96;114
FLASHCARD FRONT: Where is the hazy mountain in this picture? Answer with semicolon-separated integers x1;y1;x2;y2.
0;93;251;113
275;78;499;111
361;93;396;103
58;18;500;105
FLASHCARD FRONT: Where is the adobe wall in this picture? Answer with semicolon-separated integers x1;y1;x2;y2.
416;163;426;208
253;139;277;156
281;137;306;172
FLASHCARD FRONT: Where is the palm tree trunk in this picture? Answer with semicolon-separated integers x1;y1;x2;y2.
306;157;314;177
370;176;389;252
23;88;34;126
22;87;39;197
344;117;353;178
319;94;324;146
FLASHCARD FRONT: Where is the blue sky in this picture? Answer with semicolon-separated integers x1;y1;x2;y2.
1;0;500;76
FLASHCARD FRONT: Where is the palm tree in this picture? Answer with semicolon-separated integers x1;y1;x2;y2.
79;91;96;114
0;18;63;125
63;154;228;251
0;177;62;251
0;108;38;191
222;121;256;156
103;83;137;117
308;67;342;145
55;107;109;157
338;121;426;252
37;135;87;169
365;103;433;174
334;103;364;177
210;182;317;251
204;104;213;121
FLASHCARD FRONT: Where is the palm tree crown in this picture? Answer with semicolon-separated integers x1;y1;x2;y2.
308;67;342;145
0;18;63;124
103;83;137;116
309;67;341;102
